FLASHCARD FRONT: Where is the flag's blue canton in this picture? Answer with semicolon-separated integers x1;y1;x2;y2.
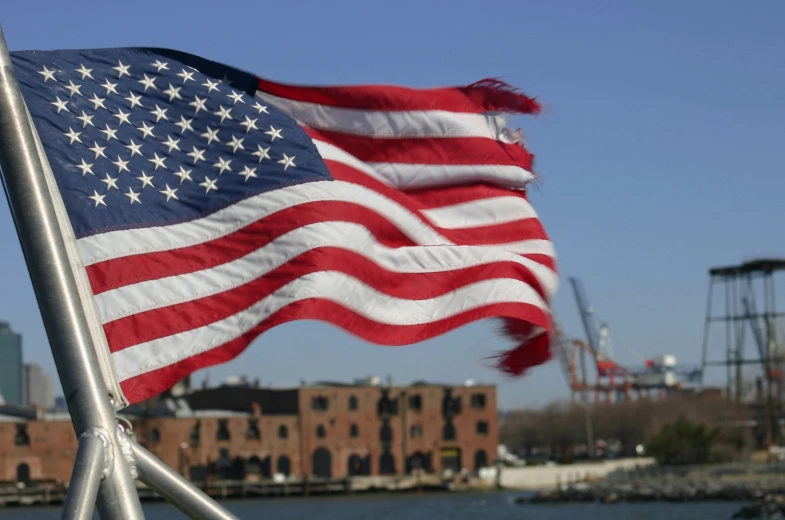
10;48;332;238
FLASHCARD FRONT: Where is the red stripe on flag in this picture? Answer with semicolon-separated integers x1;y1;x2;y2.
307;128;533;169
324;161;550;245
103;249;549;352
257;78;540;115
404;183;530;209
118;299;550;404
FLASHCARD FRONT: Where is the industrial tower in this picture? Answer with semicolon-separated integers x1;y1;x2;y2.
699;258;785;444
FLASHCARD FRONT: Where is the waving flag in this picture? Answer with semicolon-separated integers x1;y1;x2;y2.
10;48;557;406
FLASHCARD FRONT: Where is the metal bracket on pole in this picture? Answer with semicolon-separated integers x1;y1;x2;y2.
0;24;144;520
130;438;239;520
116;422;139;481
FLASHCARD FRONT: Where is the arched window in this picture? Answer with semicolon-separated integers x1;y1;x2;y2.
16;463;30;485
316;425;326;438
348;395;358;410
216;419;230;441
474;449;489;471
246;419;261;440
14;424;29;446
277;455;291;477
247;456;262;475
379;451;396;475
350;423;359;438
278;425;288;439
312;448;332;478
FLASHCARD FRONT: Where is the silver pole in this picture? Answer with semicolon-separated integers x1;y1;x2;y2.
0;24;144;520
62;432;106;520
131;441;239;520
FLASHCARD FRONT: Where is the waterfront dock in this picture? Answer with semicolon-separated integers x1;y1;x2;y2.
0;473;458;507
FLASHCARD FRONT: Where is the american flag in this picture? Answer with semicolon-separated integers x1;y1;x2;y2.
10;48;557;406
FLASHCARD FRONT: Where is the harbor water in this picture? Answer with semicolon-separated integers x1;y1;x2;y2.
0;492;746;519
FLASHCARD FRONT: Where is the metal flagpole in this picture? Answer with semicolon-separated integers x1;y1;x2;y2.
0;24;144;519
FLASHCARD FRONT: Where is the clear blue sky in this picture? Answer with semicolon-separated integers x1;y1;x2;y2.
0;1;783;409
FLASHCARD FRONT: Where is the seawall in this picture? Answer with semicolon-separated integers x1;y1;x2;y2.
499;458;657;490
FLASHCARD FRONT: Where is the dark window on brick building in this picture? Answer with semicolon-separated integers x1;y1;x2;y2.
348;454;370;476
150;428;160;445
348;395;358;410
247;455;263;475
470;393;487;409
316;425;326;438
216;419;231;441
377;391;398;416
190;421;201;447
216;448;231;479
277;455;291;476
16;463;30;485
278;425;288;439
312;447;332;478
408;394;422;411
311;396;329;411
410;425;422;438
443;423;456;441
476;421;489;435
442;390;462;417
380;423;393;443
379;451;396;475
247;419;261;440
14;424;30;446
350;423;359;438
474;449;489;471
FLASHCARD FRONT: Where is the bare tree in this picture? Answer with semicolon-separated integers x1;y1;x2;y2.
500;393;755;462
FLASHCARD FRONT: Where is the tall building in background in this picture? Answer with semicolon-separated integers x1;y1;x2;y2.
0;322;22;406
22;363;54;409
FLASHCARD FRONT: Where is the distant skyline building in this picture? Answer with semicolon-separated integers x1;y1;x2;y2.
22;363;54;409
0;322;22;406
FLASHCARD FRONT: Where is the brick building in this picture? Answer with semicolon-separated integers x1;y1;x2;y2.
0;381;498;485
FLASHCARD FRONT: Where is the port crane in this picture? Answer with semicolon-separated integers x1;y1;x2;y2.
556;277;702;404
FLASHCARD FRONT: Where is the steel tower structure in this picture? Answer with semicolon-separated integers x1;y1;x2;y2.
699;258;785;444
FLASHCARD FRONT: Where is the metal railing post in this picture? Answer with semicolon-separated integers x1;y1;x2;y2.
0;24;144;519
